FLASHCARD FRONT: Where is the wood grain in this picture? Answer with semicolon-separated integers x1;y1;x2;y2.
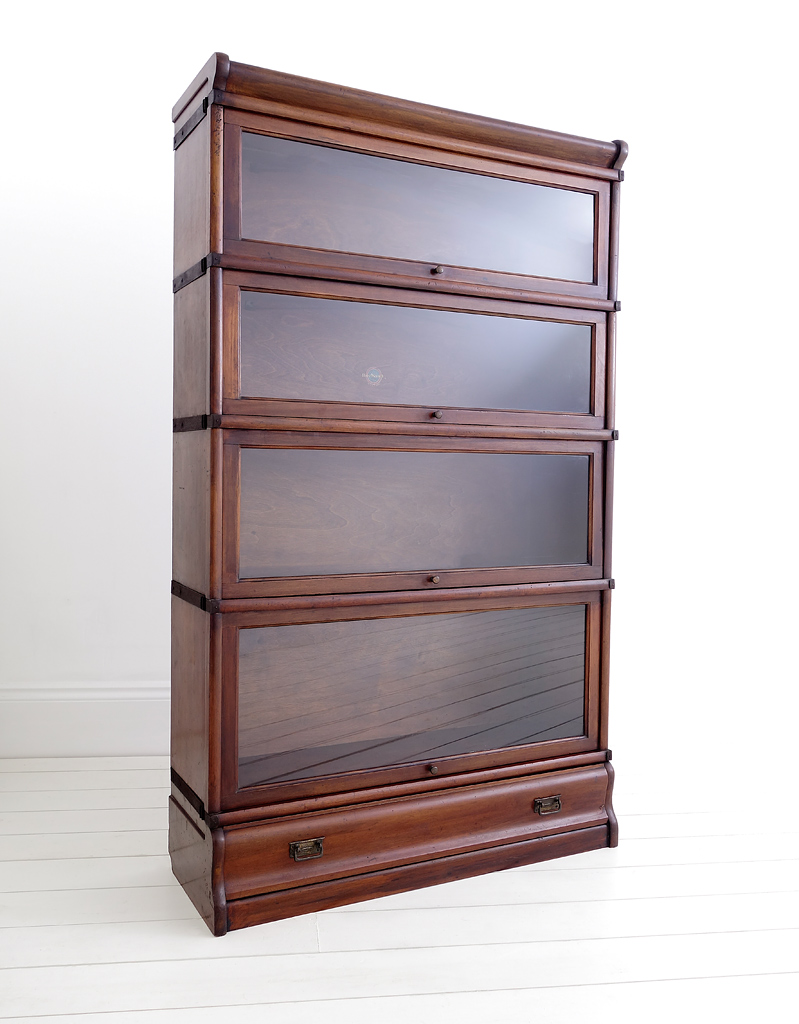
221;59;620;171
173;112;210;277
173;275;210;419
227;824;610;930
172;430;211;596
170;597;209;809
223;766;609;901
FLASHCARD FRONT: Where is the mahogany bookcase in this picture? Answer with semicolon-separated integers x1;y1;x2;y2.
170;53;626;935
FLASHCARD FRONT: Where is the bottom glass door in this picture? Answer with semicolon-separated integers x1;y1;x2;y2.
237;604;587;789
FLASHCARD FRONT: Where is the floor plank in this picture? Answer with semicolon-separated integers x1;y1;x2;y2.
2;891;793;967
0;917;319;968
0;769;168;792
0;788;168;812
318;890;799;950
0;757;169;772
0;807;166;835
0;885;198;928
336;859;799;911
0;829;166;861
1;931;796;1017
8;973;794;1024
3;854;173;893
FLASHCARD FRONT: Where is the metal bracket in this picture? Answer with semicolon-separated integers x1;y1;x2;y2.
173;96;209;150
172;253;222;294
171;580;220;614
173;414;222;432
534;795;562;815
611;429;619;441
613;300;622;311
608;579;616;590
289;837;325;861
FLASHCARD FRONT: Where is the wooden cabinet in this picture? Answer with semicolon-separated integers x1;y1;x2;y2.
170;53;625;936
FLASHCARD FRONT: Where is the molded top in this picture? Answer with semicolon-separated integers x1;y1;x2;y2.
174;53;627;171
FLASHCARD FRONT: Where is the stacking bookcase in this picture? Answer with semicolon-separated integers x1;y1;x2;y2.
170;53;626;935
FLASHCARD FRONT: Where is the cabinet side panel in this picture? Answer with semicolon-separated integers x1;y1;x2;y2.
168;797;227;935
173;431;211;595
173;275;210;418
171;596;210;804
174;113;211;277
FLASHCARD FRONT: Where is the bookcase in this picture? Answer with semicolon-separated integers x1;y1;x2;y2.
170;53;625;935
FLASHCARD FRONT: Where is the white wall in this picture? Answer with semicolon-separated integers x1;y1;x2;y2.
1;2;796;788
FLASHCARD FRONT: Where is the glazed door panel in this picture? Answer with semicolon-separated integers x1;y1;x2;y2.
238;448;590;578
239;132;596;283
237;604;587;788
239;290;593;413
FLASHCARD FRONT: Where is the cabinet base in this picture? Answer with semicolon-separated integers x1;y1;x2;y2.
170;761;617;936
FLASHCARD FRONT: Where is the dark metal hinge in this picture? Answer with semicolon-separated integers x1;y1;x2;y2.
171;580;219;614
611;429;619;441
173;414;222;432
173;96;209;150
608;578;616;589
173;252;222;294
613;300;622;311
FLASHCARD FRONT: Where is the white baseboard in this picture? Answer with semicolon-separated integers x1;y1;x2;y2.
0;684;170;757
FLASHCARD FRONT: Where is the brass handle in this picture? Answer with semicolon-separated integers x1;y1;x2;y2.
431;265;444;275
432;410;443;419
429;575;440;584
289;837;325;861
534;795;562;815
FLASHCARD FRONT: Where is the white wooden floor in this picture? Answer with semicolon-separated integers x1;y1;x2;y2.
1;757;797;1023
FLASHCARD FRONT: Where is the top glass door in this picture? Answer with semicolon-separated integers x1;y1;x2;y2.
240;133;596;283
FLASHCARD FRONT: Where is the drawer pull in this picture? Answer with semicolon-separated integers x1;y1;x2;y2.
534;795;562;815
289;837;325;861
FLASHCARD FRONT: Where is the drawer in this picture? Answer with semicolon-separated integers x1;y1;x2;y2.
223;764;610;900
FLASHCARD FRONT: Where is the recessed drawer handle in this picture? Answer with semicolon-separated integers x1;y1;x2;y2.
534;795;562;815
289;837;325;861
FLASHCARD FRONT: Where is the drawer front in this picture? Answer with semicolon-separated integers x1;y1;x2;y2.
223;765;610;900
